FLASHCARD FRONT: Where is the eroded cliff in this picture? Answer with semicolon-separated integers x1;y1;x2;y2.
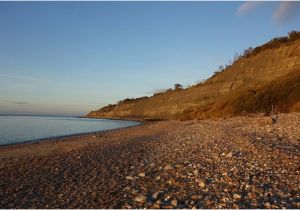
88;32;300;120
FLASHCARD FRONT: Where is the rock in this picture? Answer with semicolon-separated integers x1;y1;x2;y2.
233;193;241;200
221;197;229;202
193;169;199;176
254;187;264;194
152;192;160;200
134;194;146;203
175;164;184;169
225;152;233;158
124;186;131;191
166;178;175;185
191;195;198;200
123;204;132;209
164;195;171;202
198;180;206;188
125;176;134;180
232;203;239;209
292;202;300;208
264;202;272;208
171;199;177;207
131;189;138;195
153;200;161;209
206;200;214;205
164;164;174;170
138;172;145;177
248;192;257;200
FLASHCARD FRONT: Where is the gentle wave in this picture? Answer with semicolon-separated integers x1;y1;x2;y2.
0;115;140;146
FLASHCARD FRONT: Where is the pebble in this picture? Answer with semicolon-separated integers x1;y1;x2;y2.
225;151;233;158
171;199;177;206
125;176;134;180
164;164;174;170
193;169;199;175
191;195;198;200
248;192;257;200
134;194;146;203
1;113;299;209
233;193;241;200
138;172;145;177
232;204;239;208
198;180;206;188
175;164;184;169
152;192;160;200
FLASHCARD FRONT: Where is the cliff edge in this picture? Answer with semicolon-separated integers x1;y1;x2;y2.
88;31;300;120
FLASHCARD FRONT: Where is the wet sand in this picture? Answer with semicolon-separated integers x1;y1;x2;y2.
0;113;299;208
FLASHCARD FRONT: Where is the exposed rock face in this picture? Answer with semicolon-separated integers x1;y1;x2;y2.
87;34;300;120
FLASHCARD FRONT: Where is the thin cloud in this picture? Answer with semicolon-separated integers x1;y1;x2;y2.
1;100;29;105
236;2;262;16
273;2;300;23
236;1;300;23
13;101;29;105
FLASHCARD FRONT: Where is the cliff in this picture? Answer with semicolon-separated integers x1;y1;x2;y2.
87;31;300;120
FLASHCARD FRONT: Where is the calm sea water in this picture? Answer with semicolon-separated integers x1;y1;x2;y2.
0;115;140;146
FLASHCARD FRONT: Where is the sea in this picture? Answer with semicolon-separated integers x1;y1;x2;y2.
0;115;140;146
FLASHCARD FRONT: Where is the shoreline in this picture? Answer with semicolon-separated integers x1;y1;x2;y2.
0;113;299;208
0;116;144;148
81;115;166;123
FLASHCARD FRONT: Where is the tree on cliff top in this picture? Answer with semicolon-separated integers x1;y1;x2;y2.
174;83;183;91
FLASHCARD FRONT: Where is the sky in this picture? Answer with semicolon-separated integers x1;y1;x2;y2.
0;1;300;116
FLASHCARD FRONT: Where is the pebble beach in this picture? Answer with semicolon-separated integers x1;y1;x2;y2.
0;113;299;208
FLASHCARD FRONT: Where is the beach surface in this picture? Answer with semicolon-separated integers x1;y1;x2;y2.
0;113;299;208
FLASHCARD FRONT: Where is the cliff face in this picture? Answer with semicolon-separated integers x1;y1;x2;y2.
88;32;300;120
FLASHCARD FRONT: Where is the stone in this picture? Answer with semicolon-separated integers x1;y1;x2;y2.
171;199;177;207
191;195;198;200
134;194;146;203
264;202;272;208
193;169;199;176
232;204;239;209
198;180;206;188
175;164;184;169
125;176;134;180
254;187;264;194
233;194;241;200
225;152;233;158
152;192;160;200
164;164;174;170
138;172;145;177
166;178;175;185
248;192;257;200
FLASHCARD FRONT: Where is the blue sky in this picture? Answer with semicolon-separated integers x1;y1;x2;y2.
0;2;300;116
